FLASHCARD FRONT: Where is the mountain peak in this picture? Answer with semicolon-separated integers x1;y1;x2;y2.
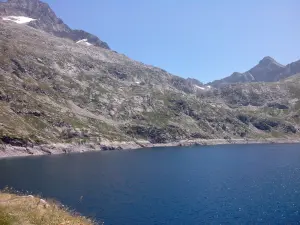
209;56;288;87
4;0;44;10
0;0;110;49
256;56;284;71
259;56;277;65
7;0;39;2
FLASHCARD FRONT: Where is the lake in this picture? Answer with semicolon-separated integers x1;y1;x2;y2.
1;144;300;224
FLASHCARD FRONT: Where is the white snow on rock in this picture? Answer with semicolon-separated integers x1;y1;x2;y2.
76;39;92;46
195;85;206;90
2;16;36;24
195;85;212;90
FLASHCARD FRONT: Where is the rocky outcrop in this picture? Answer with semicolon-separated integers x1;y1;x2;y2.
1;138;300;158
0;0;110;49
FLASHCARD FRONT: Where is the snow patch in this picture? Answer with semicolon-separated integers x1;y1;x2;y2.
2;16;36;24
195;85;205;90
76;39;92;46
195;85;212;91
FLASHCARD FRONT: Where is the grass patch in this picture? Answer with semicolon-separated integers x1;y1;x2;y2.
261;107;289;117
0;192;96;225
0;208;16;225
143;111;171;126
24;116;48;130
63;117;87;129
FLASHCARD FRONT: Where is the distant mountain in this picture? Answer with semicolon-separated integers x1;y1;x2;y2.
209;56;300;87
0;0;110;49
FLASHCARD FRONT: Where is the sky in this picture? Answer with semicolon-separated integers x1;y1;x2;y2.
43;0;300;83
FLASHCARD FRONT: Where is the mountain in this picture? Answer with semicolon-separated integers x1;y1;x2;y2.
0;0;299;155
0;0;110;49
209;56;300;87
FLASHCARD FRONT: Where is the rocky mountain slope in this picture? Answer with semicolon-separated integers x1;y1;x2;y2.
0;0;110;49
0;0;299;151
209;56;300;87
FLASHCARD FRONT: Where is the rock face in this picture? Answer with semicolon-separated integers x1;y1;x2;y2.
0;0;110;49
209;56;300;87
0;0;299;149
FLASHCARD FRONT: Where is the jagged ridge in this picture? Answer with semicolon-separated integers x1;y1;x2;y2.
0;0;110;49
209;56;300;87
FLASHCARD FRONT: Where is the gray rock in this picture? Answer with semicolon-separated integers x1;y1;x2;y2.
0;0;110;49
208;56;300;87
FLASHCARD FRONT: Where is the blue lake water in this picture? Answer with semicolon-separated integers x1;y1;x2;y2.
1;144;300;224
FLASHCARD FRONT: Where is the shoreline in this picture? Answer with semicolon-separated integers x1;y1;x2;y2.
1;138;300;159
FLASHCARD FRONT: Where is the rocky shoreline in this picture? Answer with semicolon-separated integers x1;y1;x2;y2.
1;138;300;159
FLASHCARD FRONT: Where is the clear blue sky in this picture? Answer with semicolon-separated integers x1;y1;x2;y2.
44;0;300;83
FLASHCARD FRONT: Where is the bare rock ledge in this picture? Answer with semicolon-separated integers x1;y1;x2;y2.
1;138;300;159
